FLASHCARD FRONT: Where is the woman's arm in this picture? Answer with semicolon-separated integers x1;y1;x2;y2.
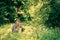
19;24;25;32
12;24;17;32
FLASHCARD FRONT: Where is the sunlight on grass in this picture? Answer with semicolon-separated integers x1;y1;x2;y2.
0;23;60;40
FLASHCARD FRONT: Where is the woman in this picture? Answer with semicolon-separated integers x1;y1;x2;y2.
12;19;25;32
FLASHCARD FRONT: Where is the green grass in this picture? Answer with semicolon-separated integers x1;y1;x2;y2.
0;23;60;40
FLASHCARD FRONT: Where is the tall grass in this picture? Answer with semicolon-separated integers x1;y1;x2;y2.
0;23;60;40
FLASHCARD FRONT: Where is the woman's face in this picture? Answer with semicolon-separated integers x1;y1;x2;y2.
15;21;20;26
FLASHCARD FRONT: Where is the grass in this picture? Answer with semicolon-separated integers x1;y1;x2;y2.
0;23;60;40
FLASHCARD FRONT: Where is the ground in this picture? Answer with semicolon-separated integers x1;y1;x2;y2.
0;23;60;40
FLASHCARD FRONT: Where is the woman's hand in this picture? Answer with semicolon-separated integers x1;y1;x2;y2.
15;29;19;32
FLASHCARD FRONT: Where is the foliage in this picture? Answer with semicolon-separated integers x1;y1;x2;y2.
0;0;60;40
0;0;60;28
0;0;23;23
44;0;60;28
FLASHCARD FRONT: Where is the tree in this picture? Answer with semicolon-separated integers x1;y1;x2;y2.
45;0;60;28
0;0;23;23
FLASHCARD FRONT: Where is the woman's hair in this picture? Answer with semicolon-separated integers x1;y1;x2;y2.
14;19;20;22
